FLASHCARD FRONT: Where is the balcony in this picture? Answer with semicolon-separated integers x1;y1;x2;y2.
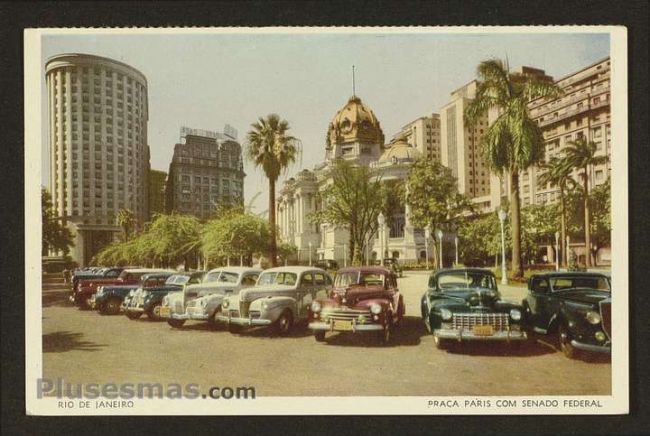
538;99;610;128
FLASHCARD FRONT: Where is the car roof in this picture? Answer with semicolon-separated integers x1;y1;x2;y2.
432;267;495;275
263;266;328;274
337;266;392;275
206;267;263;274
123;268;176;274
531;271;611;279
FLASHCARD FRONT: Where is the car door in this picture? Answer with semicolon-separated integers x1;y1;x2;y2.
296;272;315;317
528;277;551;330
312;272;331;301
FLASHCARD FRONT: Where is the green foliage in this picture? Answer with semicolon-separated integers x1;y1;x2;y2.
42;188;74;256
457;212;510;266
115;208;135;241
277;242;298;263
309;159;384;264
564;177;611;249
202;210;271;261
520;203;559;261
406;159;473;233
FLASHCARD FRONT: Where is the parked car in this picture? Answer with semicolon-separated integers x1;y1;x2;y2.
215;266;333;335
93;272;174;315
420;268;526;349
314;259;339;271
70;267;124;298
374;258;403;278
160;267;262;328
124;271;206;320
72;268;170;310
308;266;405;344
522;271;611;358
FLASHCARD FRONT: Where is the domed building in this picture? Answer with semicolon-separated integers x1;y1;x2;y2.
276;95;432;265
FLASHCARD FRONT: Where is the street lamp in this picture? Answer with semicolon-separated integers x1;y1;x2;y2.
378;212;386;265
498;209;508;285
554;231;560;271
309;241;313;266
454;236;459;266
343;242;347;267
424;226;431;270
435;229;443;269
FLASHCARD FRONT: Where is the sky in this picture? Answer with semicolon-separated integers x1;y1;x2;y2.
41;30;610;215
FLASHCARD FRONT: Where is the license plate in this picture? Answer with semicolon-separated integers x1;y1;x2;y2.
333;320;353;331
473;325;494;336
159;307;171;318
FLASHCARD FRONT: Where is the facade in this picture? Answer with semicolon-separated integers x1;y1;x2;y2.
46;53;150;266
148;169;167;218
277;95;431;266
392;113;441;161
165;126;245;220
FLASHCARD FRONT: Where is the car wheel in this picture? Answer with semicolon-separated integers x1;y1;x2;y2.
394;300;405;327
434;335;450;350
126;312;142;320
167;319;185;329
558;324;577;359
378;318;392;345
207;308;220;330
274;310;293;336
423;314;432;334
78;296;91;310
314;331;326;342
228;323;243;334
104;298;121;315
147;304;162;321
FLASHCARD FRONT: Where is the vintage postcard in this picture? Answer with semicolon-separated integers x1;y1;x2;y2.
24;26;628;415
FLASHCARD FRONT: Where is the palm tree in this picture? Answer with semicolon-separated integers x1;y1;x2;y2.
246;114;299;267
116;208;135;241
562;138;609;267
465;59;562;278
537;156;576;267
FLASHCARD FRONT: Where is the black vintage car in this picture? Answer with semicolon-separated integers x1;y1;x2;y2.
523;272;611;358
420;268;526;349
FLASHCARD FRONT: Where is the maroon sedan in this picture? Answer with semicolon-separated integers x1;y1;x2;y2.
308;266;405;344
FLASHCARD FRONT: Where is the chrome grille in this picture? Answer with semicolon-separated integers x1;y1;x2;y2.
322;308;371;321
249;310;261;319
239;302;251;317
452;313;509;331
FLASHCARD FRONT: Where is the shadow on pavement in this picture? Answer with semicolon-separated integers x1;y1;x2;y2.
42;288;73;308
43;331;106;353
315;316;427;348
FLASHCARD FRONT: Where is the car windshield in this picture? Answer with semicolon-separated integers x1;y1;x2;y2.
166;275;190;285
335;271;385;287
550;276;610;292
257;272;298;286
436;271;497;291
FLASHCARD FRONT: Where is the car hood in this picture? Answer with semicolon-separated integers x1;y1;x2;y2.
333;285;391;305
238;285;296;303
553;288;610;306
184;282;239;298
437;288;501;308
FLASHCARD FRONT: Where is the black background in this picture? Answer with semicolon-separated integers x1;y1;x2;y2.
1;1;648;434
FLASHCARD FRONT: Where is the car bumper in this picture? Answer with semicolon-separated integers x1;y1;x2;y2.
570;340;611;354
434;328;527;342
164;308;210;321
124;305;144;313
214;313;272;326
308;321;384;332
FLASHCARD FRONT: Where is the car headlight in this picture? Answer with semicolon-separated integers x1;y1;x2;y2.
370;303;382;315
509;309;522;321
585;311;601;325
261;300;270;310
222;299;229;309
440;308;453;321
311;301;321;313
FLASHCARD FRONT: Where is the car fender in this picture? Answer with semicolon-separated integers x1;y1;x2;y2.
546;312;560;333
205;294;225;316
252;296;297;322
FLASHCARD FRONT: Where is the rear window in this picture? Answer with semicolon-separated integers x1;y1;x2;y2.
551;276;610;292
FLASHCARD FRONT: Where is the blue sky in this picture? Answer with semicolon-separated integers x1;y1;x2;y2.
41;30;610;214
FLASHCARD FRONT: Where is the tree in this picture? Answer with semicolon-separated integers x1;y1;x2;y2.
562;138;609;267
406;159;473;268
520;203;559;264
465;59;562;278
116;208;135;241
537;156;576;266
310;159;384;265
202;210;271;265
147;213;202;270
42;188;74;256
457;213;510;267
246;114;299;267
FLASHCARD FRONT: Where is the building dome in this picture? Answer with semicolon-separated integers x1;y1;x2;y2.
379;140;422;163
326;96;384;147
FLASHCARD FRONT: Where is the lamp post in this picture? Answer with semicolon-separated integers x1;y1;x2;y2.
498;209;508;285
424;226;431;270
554;231;560;271
566;235;571;264
308;241;313;266
343;242;347;267
454;236;459;266
378;212;385;266
435;229;443;269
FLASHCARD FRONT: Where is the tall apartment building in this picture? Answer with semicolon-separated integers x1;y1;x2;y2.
165;126;245;220
439;81;493;212
392;113;441;160
148;169;167;218
46;53;150;265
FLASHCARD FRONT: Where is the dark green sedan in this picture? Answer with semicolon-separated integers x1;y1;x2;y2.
420;268;526;349
523;271;611;358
